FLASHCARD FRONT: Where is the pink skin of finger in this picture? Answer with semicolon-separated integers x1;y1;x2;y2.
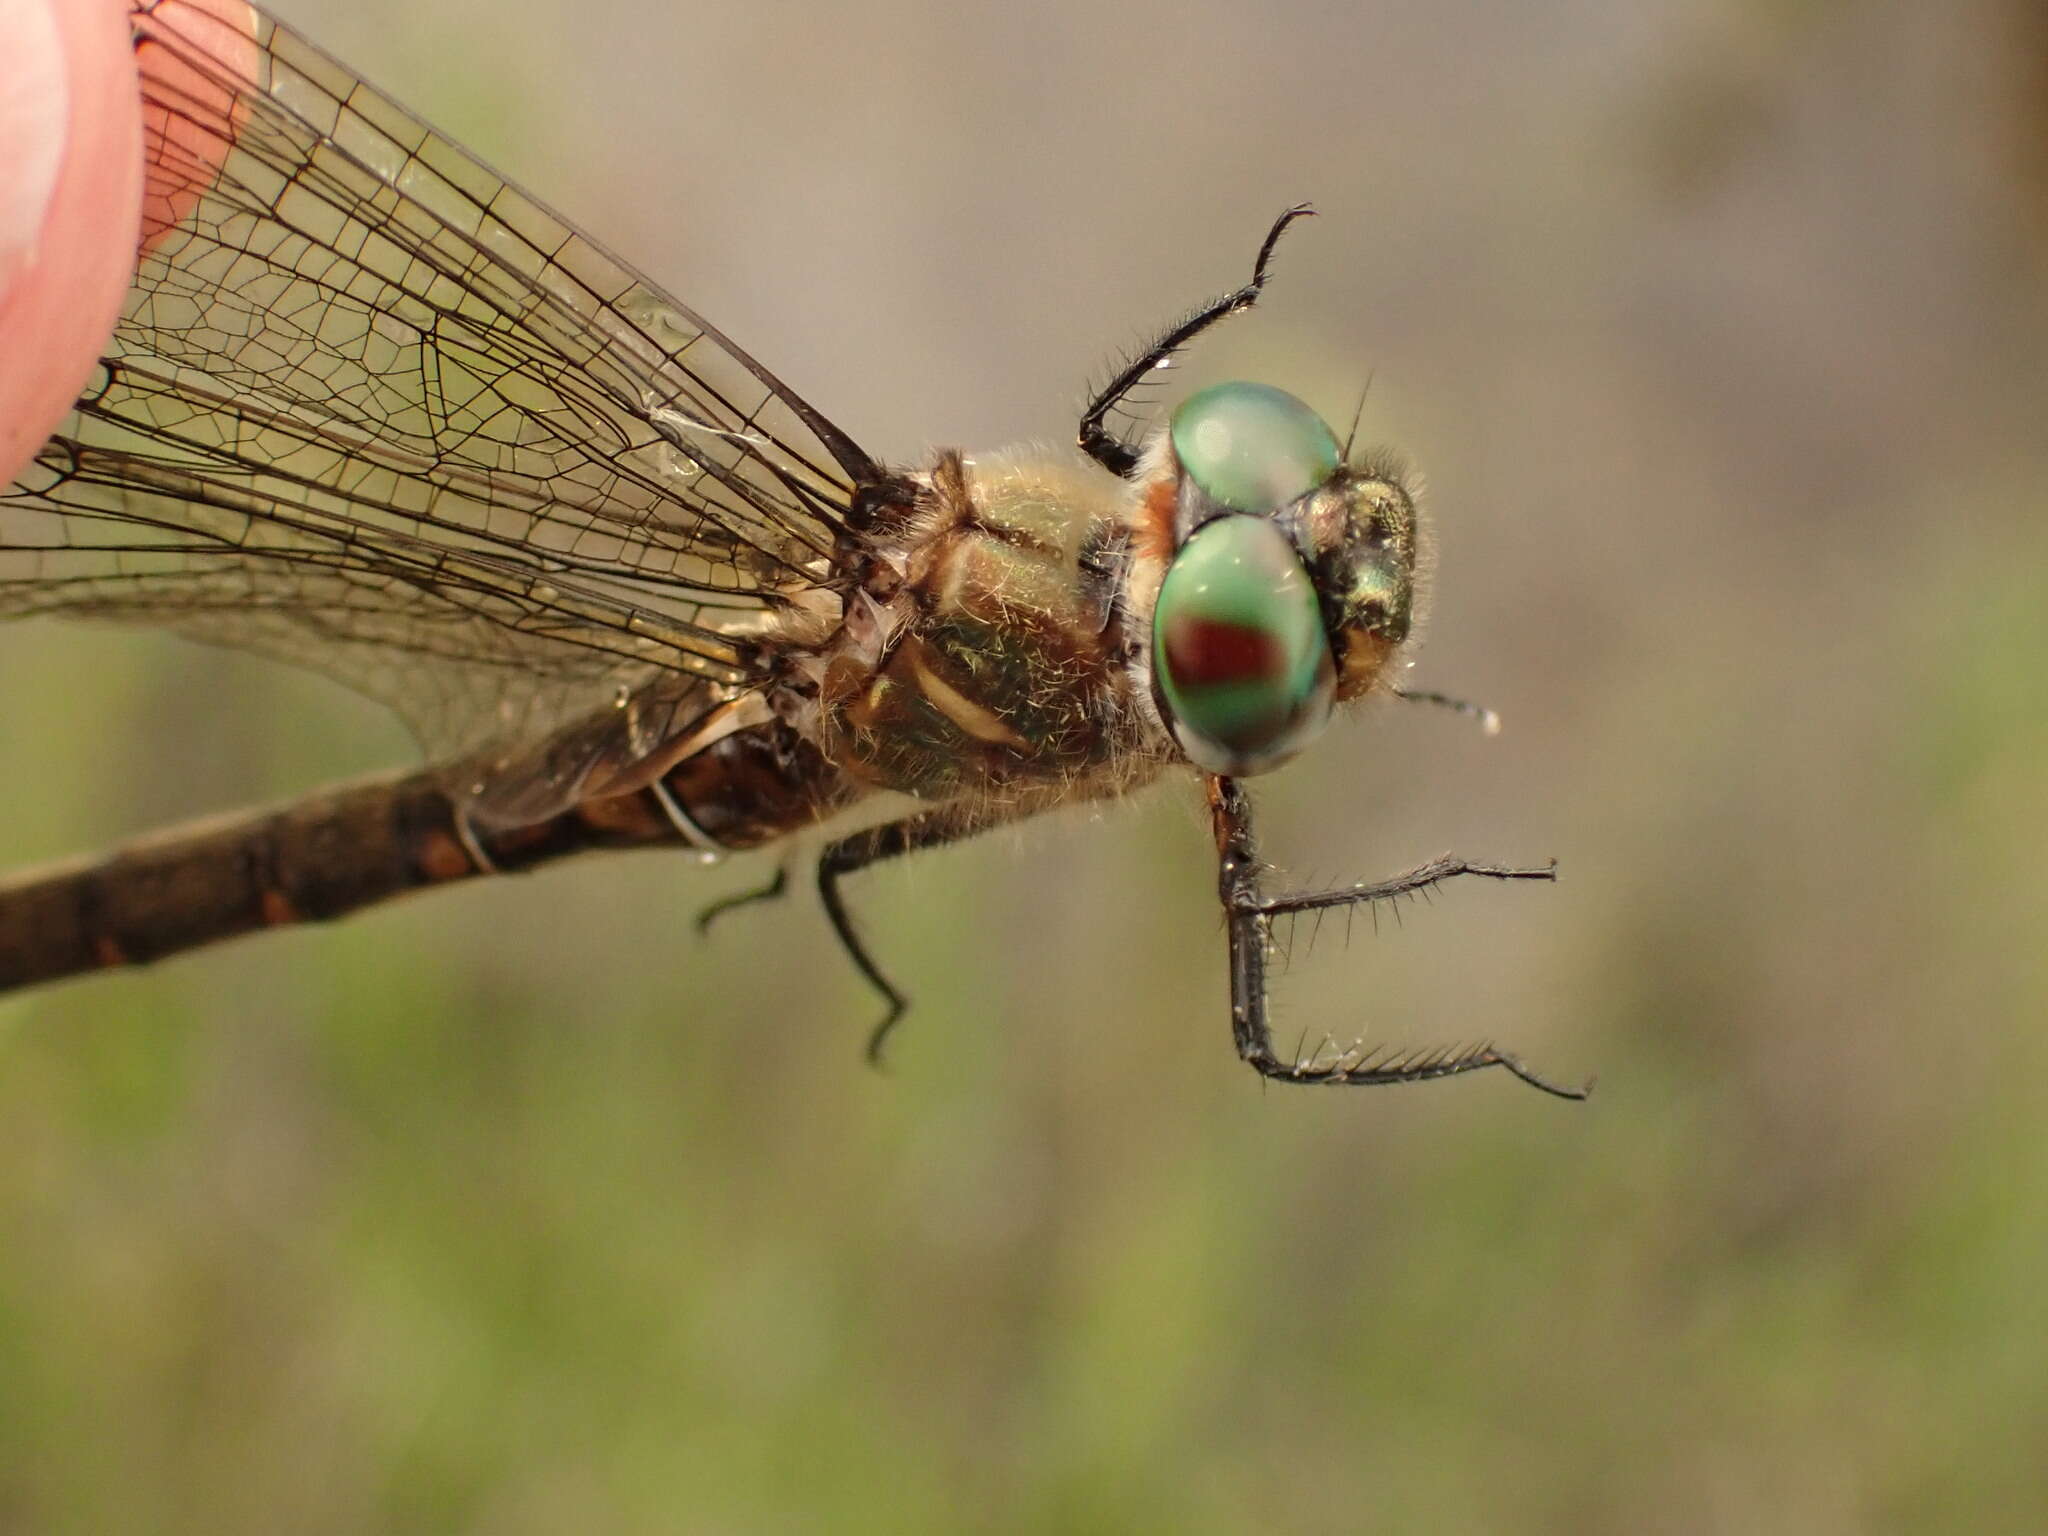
1;0;257;486
0;0;142;486
136;0;260;246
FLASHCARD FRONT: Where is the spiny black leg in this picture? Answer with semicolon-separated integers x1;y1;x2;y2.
816;808;995;1067
694;863;789;935
1078;204;1316;478
1205;775;1590;1098
1245;852;1560;922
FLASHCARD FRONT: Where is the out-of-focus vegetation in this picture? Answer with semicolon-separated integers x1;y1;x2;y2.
3;0;2046;1529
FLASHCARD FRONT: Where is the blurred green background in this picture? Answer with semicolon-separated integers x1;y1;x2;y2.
5;0;2048;1529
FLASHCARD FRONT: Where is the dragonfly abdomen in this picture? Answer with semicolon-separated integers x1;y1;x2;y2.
0;768;479;991
0;721;852;994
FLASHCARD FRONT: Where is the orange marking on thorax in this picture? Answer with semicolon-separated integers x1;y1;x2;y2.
93;934;128;969
1133;475;1178;566
259;888;299;926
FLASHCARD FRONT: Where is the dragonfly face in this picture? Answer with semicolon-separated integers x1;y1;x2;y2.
1141;381;1419;775
0;2;1582;1100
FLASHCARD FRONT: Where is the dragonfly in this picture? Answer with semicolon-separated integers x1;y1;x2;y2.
0;0;1586;1097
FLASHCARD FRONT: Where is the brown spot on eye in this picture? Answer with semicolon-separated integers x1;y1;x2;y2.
1163;617;1284;688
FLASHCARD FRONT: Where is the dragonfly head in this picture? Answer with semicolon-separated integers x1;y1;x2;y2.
1149;382;1418;776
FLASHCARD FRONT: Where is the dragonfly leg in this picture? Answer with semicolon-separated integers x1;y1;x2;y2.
816;807;1000;1067
694;861;791;935
1077;205;1317;478
1205;775;1591;1098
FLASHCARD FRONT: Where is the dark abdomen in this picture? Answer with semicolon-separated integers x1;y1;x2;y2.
0;722;852;994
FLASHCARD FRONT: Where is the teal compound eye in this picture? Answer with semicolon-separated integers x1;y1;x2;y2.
1152;514;1337;775
1169;382;1342;513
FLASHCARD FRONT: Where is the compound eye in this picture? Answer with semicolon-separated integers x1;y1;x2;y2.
1152;515;1337;774
1170;382;1342;513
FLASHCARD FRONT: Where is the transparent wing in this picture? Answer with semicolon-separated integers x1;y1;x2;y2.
0;0;873;785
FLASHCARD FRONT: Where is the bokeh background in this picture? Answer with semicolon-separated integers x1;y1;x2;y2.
4;0;2047;1529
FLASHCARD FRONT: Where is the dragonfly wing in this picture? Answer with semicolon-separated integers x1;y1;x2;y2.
1;0;869;779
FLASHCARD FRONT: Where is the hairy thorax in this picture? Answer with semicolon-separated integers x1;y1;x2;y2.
782;447;1170;809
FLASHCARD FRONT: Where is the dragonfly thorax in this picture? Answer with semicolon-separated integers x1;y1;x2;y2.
795;446;1170;806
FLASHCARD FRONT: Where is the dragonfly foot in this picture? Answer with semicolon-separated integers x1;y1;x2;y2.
863;1000;909;1070
694;865;789;935
1245;1039;1592;1098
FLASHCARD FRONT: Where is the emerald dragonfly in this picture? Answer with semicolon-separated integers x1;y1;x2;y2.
0;0;1584;1097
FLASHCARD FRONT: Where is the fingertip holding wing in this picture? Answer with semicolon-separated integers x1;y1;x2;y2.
0;0;143;485
6;0;875;797
135;0;259;251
